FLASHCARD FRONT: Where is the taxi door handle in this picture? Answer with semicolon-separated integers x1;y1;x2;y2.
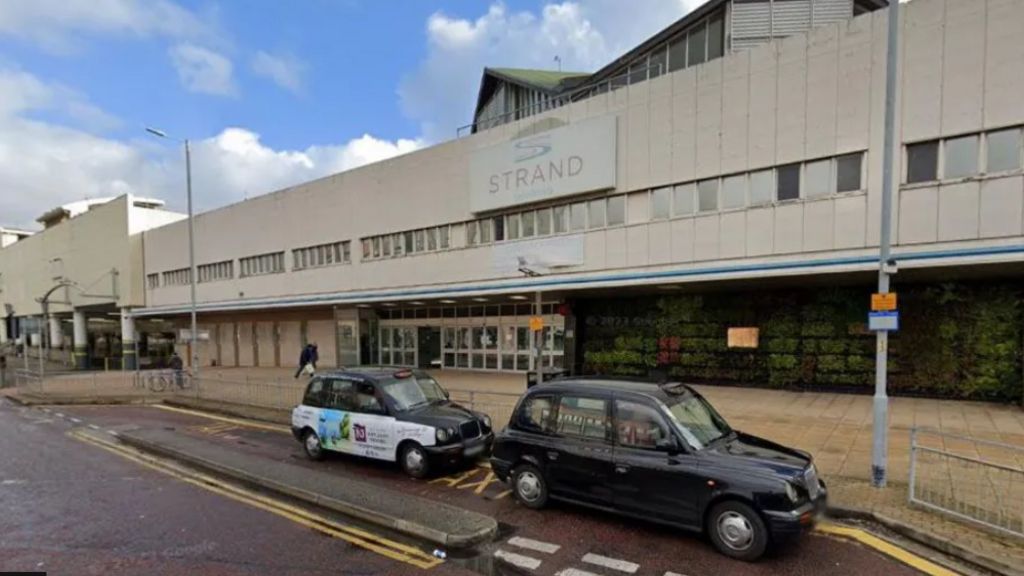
547;451;559;461
615;465;630;475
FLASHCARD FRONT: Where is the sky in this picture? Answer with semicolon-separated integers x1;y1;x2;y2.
0;0;702;229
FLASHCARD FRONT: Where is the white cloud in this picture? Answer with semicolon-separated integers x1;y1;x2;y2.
251;50;307;95
0;0;215;53
0;68;423;228
400;0;701;141
169;43;237;97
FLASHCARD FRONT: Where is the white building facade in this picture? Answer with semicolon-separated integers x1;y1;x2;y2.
32;0;1022;395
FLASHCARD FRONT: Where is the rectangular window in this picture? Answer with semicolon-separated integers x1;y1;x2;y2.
198;260;233;282
521;211;536;237
414;230;425;252
698;179;719;212
804;159;832;198
721;175;747;209
467;221;479;246
147;273;160;289
570;202;587;231
393;234;404;256
776;164;801;201
706;11;724;60
687;24;706;67
907;140;939;184
372;237;381;258
615;400;670;450
673;184;695;216
518;395;554;433
404;231;414;253
536;208;552;235
628;58;647;85
493;216;505;241
239;252;284;277
588;199;606;228
649;46;666;79
836;153;863;192
382;235;392;257
507;214;521;239
987;129;1022;173
438;226;451;249
944;134;979;179
362;239;371;260
479;218;492;243
555;396;609;441
607;195;626;226
668;34;687;73
426;227;437;251
651;187;671;219
342;241;351;263
749;169;774;205
553;205;568;233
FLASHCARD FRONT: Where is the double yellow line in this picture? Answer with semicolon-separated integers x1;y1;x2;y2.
70;429;442;570
816;522;961;576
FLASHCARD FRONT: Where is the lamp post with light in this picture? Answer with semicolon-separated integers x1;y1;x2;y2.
145;127;199;378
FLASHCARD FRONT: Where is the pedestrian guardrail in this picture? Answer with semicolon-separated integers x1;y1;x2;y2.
909;427;1024;538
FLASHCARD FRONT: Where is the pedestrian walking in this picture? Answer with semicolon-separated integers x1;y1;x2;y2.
295;343;315;379
169;351;185;389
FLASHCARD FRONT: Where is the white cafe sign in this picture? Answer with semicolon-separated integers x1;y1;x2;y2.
469;116;617;213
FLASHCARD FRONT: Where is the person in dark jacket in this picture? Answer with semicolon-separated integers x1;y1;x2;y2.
169;352;185;388
295;344;316;378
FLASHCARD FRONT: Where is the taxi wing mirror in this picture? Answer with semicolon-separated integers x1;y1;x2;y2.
657;436;683;455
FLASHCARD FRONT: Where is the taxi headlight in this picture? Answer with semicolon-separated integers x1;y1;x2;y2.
482;415;492;430
436;428;450;443
784;481;800;504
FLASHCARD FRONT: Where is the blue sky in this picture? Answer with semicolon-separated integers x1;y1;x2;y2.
0;0;696;228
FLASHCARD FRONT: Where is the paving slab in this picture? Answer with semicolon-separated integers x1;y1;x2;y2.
116;427;498;549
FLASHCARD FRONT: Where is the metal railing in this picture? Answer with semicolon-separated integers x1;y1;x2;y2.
909;427;1024;538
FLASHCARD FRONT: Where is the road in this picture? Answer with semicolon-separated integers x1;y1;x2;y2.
0;399;932;576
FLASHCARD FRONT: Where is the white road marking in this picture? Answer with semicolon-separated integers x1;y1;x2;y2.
70;418;82;423
55;413;65;418
106;430;119;436
555;569;601;576
665;572;689;576
508;536;561;554
495;549;542;570
88;424;101;430
2;479;28;485
41;408;51;413
582;553;639;574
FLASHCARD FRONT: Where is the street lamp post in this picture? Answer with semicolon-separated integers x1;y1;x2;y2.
872;0;901;489
146;127;200;378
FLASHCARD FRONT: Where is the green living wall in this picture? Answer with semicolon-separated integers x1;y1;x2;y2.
579;282;1023;403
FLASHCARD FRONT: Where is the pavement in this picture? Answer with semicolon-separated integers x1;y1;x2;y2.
13;400;974;576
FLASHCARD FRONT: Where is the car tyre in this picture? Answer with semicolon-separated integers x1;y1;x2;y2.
512;464;548;509
400;442;430;479
303;430;325;461
707;500;768;561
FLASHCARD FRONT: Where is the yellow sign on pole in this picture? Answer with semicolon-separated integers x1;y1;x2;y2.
529;317;544;332
871;293;897;311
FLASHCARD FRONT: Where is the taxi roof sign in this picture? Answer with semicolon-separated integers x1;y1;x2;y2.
871;292;897;311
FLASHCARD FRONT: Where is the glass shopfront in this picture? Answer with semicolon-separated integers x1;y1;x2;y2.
378;303;565;372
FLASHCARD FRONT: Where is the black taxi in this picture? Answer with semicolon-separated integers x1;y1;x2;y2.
490;378;826;561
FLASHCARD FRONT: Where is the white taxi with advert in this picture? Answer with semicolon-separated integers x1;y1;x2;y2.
291;367;495;478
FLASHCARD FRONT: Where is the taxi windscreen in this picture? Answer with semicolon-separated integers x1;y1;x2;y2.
380;375;447;411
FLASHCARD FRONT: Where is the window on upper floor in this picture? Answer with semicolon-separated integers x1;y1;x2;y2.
987;128;1023;173
570;202;587;231
146;274;160;289
836;153;863;192
651;187;672;219
698;179;719;212
687;22;707;67
944;135;979;179
668;34;687;73
804;159;832;199
776;164;801;201
707;11;725;60
673;184;695;216
649;47;666;79
906;140;939;184
749;170;774;205
607;195;626;226
721;175;747;209
588;199;606;229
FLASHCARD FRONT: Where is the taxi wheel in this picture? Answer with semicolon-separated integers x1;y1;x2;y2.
512;464;548;509
303;430;325;461
707;501;768;562
400;443;430;479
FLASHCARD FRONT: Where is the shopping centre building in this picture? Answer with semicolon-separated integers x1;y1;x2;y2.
3;0;1023;399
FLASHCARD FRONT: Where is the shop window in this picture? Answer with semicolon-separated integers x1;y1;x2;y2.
836;153;863;192
749;170;774;205
907;140;939;183
804;159;832;199
673;184;695;216
776;164;801;201
986;129;1022;173
944;135;979;179
651;187;671;220
721;175;747;209
698;179;719;212
607;195;626;226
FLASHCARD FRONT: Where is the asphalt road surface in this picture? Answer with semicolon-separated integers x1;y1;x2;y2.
0;399;929;576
